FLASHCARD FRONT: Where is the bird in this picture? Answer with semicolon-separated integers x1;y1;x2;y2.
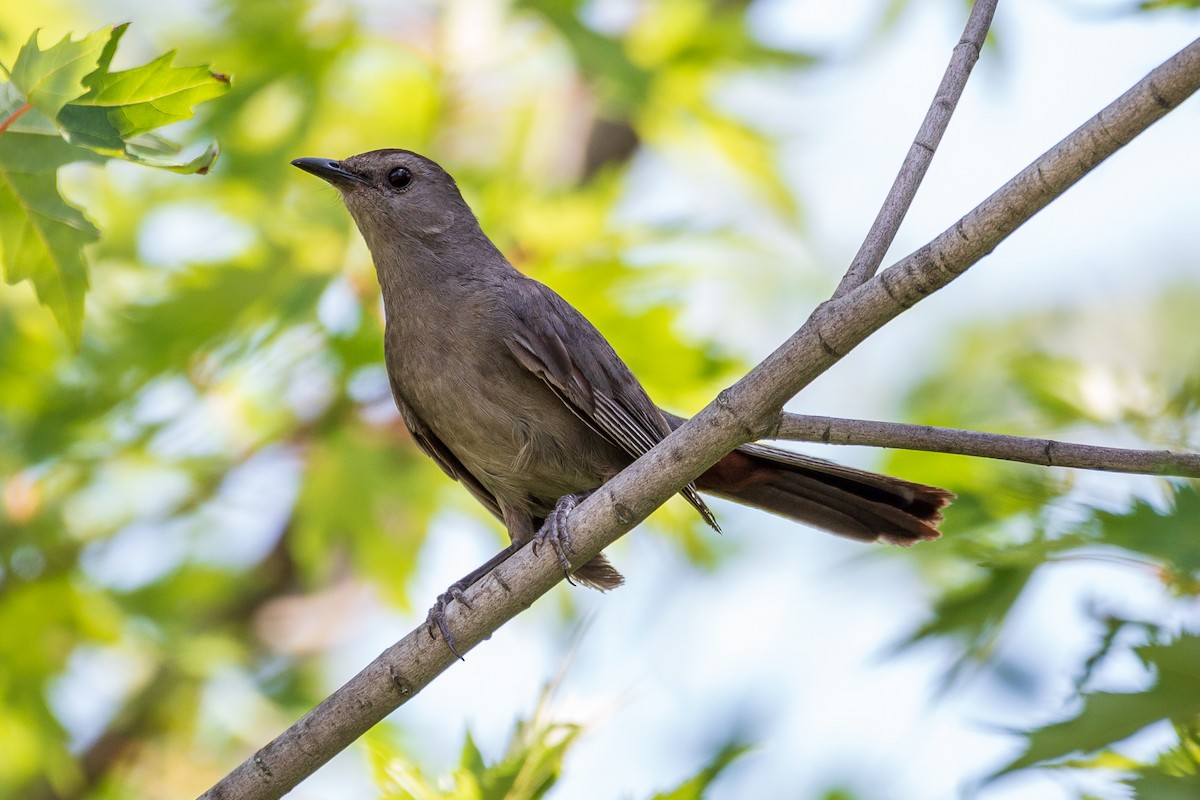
293;149;952;653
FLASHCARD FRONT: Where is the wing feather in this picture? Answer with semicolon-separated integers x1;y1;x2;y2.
505;280;718;530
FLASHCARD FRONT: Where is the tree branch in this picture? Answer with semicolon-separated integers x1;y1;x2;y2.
773;413;1200;477
833;0;997;297
198;34;1200;800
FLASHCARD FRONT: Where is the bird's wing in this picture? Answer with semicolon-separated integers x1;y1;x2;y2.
504;280;717;530
387;373;503;521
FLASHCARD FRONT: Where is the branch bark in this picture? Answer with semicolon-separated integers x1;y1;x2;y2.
833;0;997;297
773;413;1200;477
199;33;1200;800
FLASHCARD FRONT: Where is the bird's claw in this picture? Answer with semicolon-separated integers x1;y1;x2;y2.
426;582;472;660
533;493;582;585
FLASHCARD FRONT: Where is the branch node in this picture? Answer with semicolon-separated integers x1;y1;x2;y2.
955;218;971;243
494;571;513;594
764;412;783;441
388;665;414;697
880;269;914;309
613;500;635;526
932;244;959;277
1147;79;1174;110
809;304;849;360
716;387;766;440
253;753;273;779
817;325;844;359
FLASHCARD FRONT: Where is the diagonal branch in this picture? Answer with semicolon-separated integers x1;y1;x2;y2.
197;34;1200;800
773;413;1200;477
832;0;997;297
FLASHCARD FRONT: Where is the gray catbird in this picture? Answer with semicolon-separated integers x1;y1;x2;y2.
293;150;952;638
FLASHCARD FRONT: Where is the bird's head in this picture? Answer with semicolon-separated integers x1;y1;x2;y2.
292;149;477;250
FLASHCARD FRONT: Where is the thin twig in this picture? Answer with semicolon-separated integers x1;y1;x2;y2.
197;34;1200;800
773;413;1200;477
832;0;997;297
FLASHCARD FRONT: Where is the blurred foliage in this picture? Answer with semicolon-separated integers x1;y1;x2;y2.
887;289;1200;795
0;1;1196;800
0;0;806;797
997;635;1200;776
367;687;582;800
648;739;751;800
367;680;746;800
1140;0;1200;10
0;23;228;344
367;679;748;800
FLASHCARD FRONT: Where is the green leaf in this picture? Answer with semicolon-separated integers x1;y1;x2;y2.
459;730;488;784
73;51;231;139
0;132;101;343
7;27;111;119
1129;771;1200;799
367;686;582;800
650;740;752;800
124;138;221;173
1140;0;1200;10
0;24;229;343
1095;487;1200;579
997;635;1200;777
54;24;229;173
1125;724;1200;796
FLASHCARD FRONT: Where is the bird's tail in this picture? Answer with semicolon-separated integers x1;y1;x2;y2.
572;437;952;590
696;442;953;545
573;553;626;591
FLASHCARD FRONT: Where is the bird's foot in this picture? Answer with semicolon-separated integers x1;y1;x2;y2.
423;543;521;660
426;581;473;660
533;492;591;585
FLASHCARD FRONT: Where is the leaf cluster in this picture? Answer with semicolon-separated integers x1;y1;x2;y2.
0;23;228;343
887;290;1200;795
366;681;748;800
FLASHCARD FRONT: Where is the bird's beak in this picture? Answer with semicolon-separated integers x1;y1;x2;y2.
291;157;368;187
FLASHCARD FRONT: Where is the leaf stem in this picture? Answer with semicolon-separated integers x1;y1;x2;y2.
0;101;32;136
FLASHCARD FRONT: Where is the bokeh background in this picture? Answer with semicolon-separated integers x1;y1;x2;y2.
2;1;1199;798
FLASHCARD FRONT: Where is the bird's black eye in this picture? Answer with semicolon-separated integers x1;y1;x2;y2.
387;167;414;191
